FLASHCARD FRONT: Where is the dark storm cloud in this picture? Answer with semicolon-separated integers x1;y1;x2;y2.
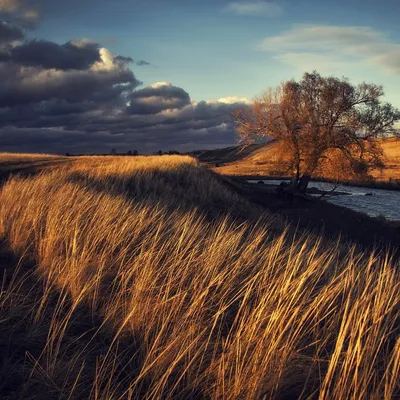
0;7;249;153
0;60;140;107
0;20;24;43
113;55;133;64
136;60;151;66
0;39;101;70
1;94;243;134
113;56;152;67
0;91;248;153
0;115;238;154
0;79;249;152
126;83;191;115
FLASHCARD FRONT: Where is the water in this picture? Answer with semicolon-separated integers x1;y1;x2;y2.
248;180;400;221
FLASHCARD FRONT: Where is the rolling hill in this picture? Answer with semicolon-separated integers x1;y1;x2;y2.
197;136;400;182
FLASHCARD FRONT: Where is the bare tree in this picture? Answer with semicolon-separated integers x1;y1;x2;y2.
233;71;400;192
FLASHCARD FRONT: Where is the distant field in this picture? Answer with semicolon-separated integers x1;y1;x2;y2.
0;154;400;399
198;136;400;183
0;153;70;181
0;152;60;162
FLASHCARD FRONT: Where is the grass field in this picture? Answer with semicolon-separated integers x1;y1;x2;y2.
0;154;400;399
0;153;71;183
200;136;400;184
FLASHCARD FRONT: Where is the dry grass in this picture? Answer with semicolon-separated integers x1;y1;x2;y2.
213;136;400;183
0;155;399;399
0;152;61;163
376;137;400;181
0;152;70;179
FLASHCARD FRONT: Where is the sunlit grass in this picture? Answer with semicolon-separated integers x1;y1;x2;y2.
213;136;400;183
0;152;61;163
0;155;399;399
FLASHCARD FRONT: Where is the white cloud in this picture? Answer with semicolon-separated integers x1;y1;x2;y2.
149;81;172;89
226;1;283;16
258;24;400;75
207;96;252;105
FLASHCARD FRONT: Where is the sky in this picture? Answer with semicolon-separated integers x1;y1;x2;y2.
0;0;399;154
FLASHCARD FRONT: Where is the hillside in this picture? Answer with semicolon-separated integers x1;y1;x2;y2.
0;154;400;399
192;143;265;163
199;137;400;182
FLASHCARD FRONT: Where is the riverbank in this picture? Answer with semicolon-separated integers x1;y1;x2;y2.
225;176;400;256
220;173;400;191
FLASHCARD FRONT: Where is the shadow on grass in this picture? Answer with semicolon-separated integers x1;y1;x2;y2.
0;159;71;188
66;165;271;225
194;143;266;164
0;241;207;399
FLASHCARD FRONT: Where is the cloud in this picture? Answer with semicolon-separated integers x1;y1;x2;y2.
259;24;400;75
0;12;249;153
0;39;101;70
0;56;140;108
0;0;22;12
0;100;247;154
126;82;191;115
114;55;133;64
113;56;152;67
0;76;250;153
0;0;39;26
0;3;252;154
226;1;283;16
209;96;252;105
0;20;24;43
0;75;250;153
136;60;151;66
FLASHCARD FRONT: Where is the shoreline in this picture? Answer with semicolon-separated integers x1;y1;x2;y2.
224;175;400;257
220;173;400;192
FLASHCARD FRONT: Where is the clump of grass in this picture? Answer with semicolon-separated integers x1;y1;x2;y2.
0;155;399;399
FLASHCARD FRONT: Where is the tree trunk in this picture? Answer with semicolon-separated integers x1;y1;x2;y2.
298;174;311;193
290;163;301;189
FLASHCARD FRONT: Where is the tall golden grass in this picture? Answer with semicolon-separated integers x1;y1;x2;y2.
0;155;399;399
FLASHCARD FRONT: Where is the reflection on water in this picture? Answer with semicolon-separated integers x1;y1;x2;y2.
249;180;400;221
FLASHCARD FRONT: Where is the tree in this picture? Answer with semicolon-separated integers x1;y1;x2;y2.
233;71;400;192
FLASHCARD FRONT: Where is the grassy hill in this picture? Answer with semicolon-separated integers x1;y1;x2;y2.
192;143;265;163
0;154;399;399
198;137;400;183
